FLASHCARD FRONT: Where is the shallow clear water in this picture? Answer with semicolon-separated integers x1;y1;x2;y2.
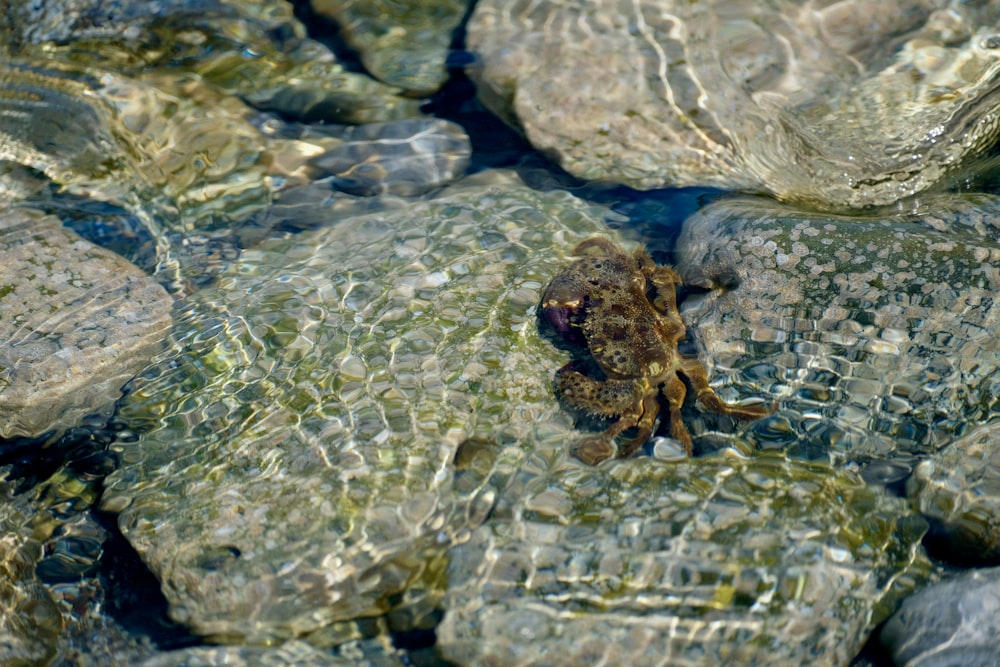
5;2;1000;666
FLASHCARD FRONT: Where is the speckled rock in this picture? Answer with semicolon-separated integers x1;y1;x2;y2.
99;171;621;643
309;0;470;94
674;194;1000;465
0;207;172;440
906;419;1000;565
880;566;1000;667
438;452;932;667
467;0;1000;209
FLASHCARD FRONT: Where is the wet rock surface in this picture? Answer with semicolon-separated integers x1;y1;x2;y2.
880;566;1000;667
99;171;618;643
907;419;1000;566
0;207;172;440
467;0;1000;209
3;1;998;665
674;194;1000;465
308;118;472;196
309;0;470;94
439;452;931;667
0;481;61;667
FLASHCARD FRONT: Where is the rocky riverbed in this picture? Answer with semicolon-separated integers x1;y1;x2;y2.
3;2;1000;666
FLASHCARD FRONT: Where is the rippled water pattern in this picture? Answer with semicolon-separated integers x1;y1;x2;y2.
5;1;1000;666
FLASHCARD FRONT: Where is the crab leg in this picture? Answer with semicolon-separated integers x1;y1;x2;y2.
661;373;695;455
615;391;660;459
646;264;684;317
556;365;661;464
678;357;774;419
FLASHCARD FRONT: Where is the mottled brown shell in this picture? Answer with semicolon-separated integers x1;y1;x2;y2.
542;236;773;464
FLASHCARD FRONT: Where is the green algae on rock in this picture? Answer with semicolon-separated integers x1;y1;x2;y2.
674;194;1000;464
467;0;1000;209
0;207;172;440
438;452;932;667
309;0;470;94
907;419;1000;565
100;171;623;643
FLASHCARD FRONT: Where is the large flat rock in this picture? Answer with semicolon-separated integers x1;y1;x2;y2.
0;207;172;439
100;171;620;643
674;193;1000;464
438;453;931;667
467;0;1000;209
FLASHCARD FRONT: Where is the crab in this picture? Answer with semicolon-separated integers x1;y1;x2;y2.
542;236;773;465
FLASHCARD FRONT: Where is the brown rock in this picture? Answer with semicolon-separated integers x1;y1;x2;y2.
0;207;172;439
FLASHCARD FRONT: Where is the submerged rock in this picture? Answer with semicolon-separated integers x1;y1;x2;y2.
467;0;1000;209
674;194;1000;464
0;58;438;238
880;566;1000;667
1;0;424;125
100;171;621;643
308;118;472;196
310;0;470;94
0;481;62;667
137;639;406;667
0;207;172;440
438;452;931;667
907;419;1000;566
0;0;472;296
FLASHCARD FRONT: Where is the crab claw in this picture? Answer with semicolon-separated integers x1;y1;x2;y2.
540;268;590;343
541;298;580;338
572;437;615;465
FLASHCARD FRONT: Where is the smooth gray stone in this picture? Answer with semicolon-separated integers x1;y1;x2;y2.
881;567;1000;667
